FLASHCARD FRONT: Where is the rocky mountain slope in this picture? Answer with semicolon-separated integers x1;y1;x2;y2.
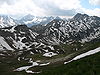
0;13;100;55
32;13;100;45
0;25;63;55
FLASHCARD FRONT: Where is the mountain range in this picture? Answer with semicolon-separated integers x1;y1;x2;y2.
0;13;100;53
0;14;63;28
32;13;100;44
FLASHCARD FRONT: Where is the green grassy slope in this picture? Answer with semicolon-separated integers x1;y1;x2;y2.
34;52;100;75
0;51;100;75
0;41;100;75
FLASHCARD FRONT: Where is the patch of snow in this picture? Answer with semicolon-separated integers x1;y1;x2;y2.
43;52;58;57
10;26;16;33
26;70;41;74
14;61;39;71
48;46;54;50
30;51;34;55
28;58;33;63
36;60;41;62
32;62;39;66
36;43;45;48
39;62;50;66
64;60;73;64
14;58;50;74
44;49;49;52
18;57;21;61
0;53;5;56
20;31;25;34
14;66;31;71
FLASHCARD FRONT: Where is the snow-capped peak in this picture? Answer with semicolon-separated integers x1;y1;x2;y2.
21;14;35;22
19;14;55;27
0;15;17;28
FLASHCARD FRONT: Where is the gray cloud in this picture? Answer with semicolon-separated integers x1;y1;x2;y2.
0;0;99;18
49;9;76;16
0;0;80;18
44;6;76;16
33;0;76;16
0;0;77;17
0;0;17;5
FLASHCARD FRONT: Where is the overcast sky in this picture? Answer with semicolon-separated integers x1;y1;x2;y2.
0;0;100;19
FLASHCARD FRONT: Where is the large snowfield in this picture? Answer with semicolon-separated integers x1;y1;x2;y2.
64;47;100;64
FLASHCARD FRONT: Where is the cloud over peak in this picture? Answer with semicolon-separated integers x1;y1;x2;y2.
0;0;100;19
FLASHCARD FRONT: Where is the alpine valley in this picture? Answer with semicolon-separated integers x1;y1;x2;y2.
0;13;100;75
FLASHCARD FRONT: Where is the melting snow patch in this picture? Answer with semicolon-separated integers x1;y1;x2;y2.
18;57;21;61
30;51;34;55
26;70;41;74
43;52;58;57
48;46;54;50
14;61;39;72
73;47;100;60
14;58;50;74
64;60;73;64
64;47;100;64
30;61;39;66
39;62;50;66
14;66;31;71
